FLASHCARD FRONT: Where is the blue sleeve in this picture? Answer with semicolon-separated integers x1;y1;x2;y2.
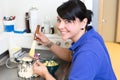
68;51;100;80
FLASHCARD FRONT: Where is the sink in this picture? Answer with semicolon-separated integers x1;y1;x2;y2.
21;48;70;80
0;48;70;80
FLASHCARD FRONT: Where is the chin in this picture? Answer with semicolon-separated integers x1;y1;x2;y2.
61;36;69;40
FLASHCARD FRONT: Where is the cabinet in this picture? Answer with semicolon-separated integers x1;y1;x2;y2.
0;33;9;55
98;0;117;42
116;0;120;42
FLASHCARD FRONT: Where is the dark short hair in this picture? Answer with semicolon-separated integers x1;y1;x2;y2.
57;0;93;25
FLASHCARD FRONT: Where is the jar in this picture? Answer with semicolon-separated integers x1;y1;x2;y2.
50;25;54;34
17;56;38;79
43;16;50;34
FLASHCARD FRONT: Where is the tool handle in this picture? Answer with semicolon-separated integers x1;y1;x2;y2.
34;25;40;40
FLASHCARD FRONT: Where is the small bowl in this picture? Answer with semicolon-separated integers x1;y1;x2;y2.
43;60;59;77
47;65;59;77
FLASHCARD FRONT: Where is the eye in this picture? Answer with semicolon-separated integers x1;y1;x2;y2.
57;18;61;23
65;20;72;24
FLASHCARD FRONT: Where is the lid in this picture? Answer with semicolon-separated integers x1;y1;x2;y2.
22;56;33;62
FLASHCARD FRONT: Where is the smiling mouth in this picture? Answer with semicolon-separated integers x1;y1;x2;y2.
61;31;69;36
61;31;66;34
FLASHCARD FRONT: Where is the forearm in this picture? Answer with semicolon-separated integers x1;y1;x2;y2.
46;41;72;62
45;73;56;80
35;33;72;61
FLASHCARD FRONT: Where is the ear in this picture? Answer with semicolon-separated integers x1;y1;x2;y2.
80;18;88;29
82;18;88;25
75;18;87;29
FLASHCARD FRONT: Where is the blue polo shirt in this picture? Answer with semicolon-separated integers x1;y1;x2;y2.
68;26;116;80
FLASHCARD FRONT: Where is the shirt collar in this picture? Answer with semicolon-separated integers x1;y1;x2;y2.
69;26;94;52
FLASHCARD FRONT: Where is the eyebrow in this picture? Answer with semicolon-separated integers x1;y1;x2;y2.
57;16;60;19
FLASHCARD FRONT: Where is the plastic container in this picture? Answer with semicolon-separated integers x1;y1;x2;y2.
29;7;39;33
3;20;14;32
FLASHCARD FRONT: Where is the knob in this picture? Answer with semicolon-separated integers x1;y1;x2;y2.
65;42;70;47
56;41;61;46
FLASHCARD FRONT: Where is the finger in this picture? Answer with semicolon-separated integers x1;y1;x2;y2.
36;34;40;39
38;30;44;35
34;25;41;39
36;61;43;66
36;34;46;43
36;33;45;39
33;61;40;66
33;61;38;66
36;39;42;44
